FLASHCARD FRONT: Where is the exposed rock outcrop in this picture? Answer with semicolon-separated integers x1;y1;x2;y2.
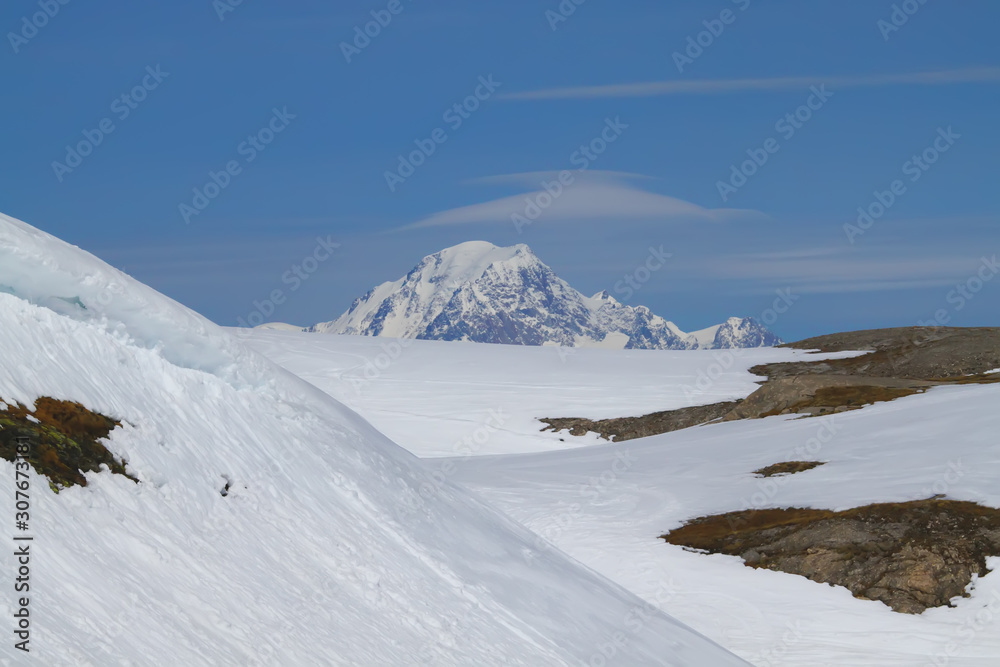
661;499;1000;614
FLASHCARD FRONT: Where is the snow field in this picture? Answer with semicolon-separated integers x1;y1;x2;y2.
247;328;1000;666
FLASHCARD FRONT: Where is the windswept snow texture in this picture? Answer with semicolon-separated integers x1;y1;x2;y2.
244;330;854;457
0;213;747;666
308;240;780;349
246;331;1000;666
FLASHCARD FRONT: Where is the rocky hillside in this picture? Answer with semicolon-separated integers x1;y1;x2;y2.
541;326;1000;440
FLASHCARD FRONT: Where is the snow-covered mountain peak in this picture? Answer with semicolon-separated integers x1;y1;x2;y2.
685;316;780;350
309;241;782;350
588;290;622;307
313;241;559;339
419;240;534;285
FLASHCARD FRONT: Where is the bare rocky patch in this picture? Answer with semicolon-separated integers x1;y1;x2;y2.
540;327;1000;442
0;397;135;490
761;326;1000;380
721;376;931;421
539;400;740;443
753;461;825;477
660;498;1000;614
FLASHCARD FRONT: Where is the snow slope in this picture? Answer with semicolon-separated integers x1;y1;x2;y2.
245;329;1000;666
0;213;747;666
307;241;781;349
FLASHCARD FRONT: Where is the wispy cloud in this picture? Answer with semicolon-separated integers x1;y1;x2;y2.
500;67;1000;101
401;172;761;229
466;170;654;186
694;249;983;294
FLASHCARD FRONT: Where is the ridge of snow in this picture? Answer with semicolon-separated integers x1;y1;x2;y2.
253;321;305;332
586;290;621;308
684;323;723;349
0;214;258;384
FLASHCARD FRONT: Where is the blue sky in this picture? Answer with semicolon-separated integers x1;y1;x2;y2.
2;0;998;341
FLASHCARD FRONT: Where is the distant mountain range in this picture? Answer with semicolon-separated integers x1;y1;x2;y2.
270;241;781;349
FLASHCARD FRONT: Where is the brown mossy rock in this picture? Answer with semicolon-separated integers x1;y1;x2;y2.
539;400;741;443
753;461;825;477
661;499;1000;614
722;375;931;421
0;397;136;490
765;326;1000;381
